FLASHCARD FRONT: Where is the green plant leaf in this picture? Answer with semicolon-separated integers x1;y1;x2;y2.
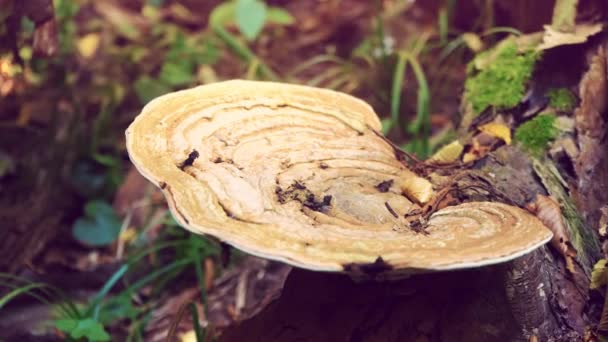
98;295;139;324
266;7;295;25
92;153;120;167
20;17;34;33
73;319;110;340
235;0;267;41
72;200;121;246
134;76;172;104
193;40;220;65
381;118;393;135
147;0;164;8
159;62;193;86
55;318;78;332
390;53;407;128
56;318;110;341
209;1;237;28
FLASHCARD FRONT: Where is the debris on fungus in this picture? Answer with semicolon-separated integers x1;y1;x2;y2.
465;41;539;114
515;114;558;155
428;140;464;164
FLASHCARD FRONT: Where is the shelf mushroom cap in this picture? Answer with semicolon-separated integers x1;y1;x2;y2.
126;80;552;275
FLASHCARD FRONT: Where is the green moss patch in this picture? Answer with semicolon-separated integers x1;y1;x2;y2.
514;114;558;155
465;41;539;114
547;88;576;111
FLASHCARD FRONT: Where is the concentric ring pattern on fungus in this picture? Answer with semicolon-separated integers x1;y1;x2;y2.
126;80;552;274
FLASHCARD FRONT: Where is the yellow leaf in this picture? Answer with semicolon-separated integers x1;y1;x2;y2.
142;5;160;20
429;140;464;164
462;152;476;163
478;122;512;145
180;330;197;342
591;259;608;290
119;227;137;244
77;34;100;58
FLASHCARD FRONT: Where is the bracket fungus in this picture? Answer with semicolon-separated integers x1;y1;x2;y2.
126;80;552;275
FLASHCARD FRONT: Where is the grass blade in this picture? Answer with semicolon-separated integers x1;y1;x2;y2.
390;52;408;134
212;26;278;81
406;55;431;158
0;283;49;310
190;302;206;342
89;264;130;319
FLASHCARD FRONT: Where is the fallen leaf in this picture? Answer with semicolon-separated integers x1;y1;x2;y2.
565;255;576;274
180;330;197;342
428;140;464;164
77;33;100;58
204;257;215;291
591;259;608;290
537;23;603;51
526;194;578;263
600;206;608;238
478;122;512;145
118;227;137;244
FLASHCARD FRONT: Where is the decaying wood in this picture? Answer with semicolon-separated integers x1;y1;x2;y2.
219;31;608;342
573;42;608;236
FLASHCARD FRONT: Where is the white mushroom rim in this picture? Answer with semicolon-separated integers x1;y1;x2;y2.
126;80;553;275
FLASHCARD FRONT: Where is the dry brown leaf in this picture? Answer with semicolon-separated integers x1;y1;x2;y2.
462;134;493;163
204;257;215;291
537;23;603;51
526;194;578;260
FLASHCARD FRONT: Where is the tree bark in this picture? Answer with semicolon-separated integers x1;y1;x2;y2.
219;33;608;342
